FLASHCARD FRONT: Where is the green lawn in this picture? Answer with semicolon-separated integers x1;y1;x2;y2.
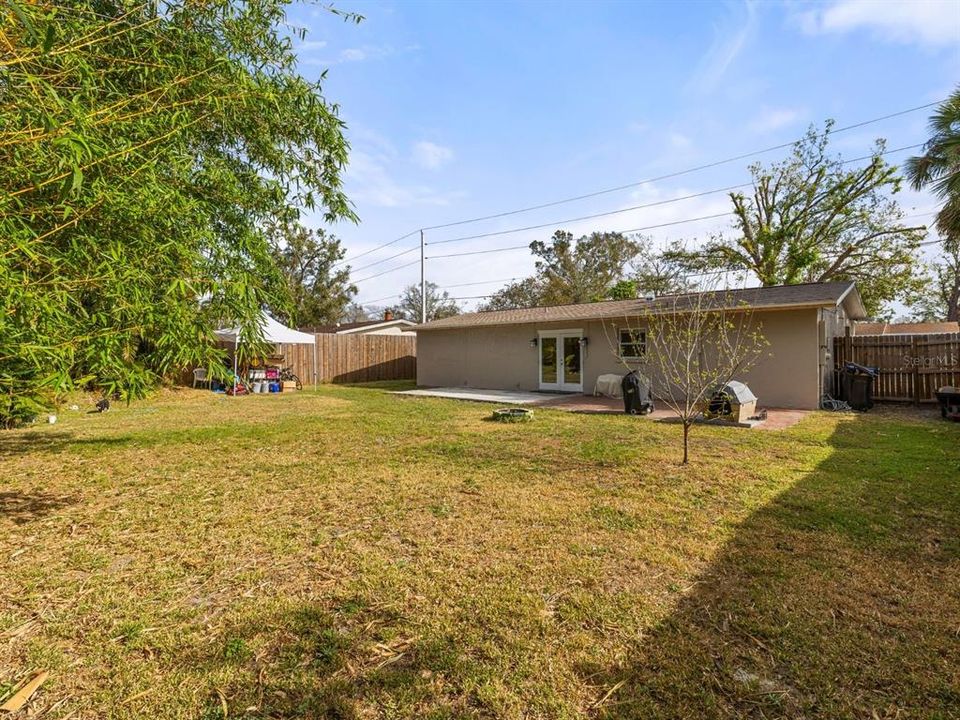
1;385;958;719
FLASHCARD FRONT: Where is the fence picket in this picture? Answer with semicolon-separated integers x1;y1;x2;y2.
834;333;959;403
275;334;416;386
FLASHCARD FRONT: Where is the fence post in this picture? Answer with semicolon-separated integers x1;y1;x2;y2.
911;336;920;406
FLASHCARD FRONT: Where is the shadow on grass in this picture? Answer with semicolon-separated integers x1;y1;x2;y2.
178;412;959;718
334;380;417;391
583;414;960;718
0;490;76;524
0;430;136;457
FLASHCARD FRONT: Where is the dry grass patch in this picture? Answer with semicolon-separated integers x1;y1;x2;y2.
0;385;958;718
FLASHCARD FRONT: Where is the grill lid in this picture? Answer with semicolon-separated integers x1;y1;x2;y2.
716;380;756;404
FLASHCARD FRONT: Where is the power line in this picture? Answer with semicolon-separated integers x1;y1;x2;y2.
417;100;942;232
426;184;751;247
630;207;936;239
424;144;924;261
440;277;520;289
618;211;735;234
348;245;419;273
361;293;402;305
358;278;521;305
446;234;945;305
428;208;936;264
427;143;923;249
335;98;939;271
334;229;419;268
358;152;929;275
428;213;737;259
352;258;420;284
429;244;529;260
351;149;937;302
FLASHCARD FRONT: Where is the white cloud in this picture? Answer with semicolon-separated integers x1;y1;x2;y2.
688;0;759;92
797;0;960;46
412;141;454;170
340;47;368;62
298;39;328;51
668;131;693;150
346;150;463;208
348;126;398;160
749;107;802;133
303;43;421;67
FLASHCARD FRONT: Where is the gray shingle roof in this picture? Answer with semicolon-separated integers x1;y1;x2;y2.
301;318;414;334
416;281;863;331
853;321;960;336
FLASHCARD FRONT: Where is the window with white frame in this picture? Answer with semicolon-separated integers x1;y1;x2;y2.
619;329;646;359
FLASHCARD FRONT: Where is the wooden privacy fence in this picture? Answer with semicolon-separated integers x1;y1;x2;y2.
278;334;416;385
834;332;960;404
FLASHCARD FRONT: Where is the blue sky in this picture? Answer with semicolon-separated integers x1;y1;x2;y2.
286;0;960;312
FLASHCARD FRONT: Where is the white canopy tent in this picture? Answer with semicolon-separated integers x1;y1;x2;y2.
214;314;316;391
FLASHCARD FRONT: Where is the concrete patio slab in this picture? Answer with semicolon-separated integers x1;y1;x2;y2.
395;388;810;430
539;394;810;430
394;387;570;405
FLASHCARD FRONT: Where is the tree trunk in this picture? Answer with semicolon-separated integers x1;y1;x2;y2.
682;421;690;464
947;282;959;322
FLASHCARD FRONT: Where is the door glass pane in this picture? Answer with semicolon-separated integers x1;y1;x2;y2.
540;337;557;383
563;336;581;385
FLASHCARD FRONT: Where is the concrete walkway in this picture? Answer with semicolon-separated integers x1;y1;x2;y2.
393;387;570;405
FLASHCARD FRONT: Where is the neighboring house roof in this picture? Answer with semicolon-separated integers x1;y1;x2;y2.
853;321;960;336
416;281;866;331
303;318;416;334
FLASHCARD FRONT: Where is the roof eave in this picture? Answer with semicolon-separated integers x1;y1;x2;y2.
835;282;868;320
337;319;415;334
414;299;852;331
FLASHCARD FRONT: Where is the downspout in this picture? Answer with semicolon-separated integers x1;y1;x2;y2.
818;306;840;404
817;308;824;405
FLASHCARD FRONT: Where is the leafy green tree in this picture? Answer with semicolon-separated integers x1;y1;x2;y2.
392;283;460;322
629;239;697;297
481;232;660;310
342;303;374;323
268;224;356;328
684;125;926;316
607;279;638;300
0;1;356;425
910;246;960;322
531;230;641;305
479;277;546;311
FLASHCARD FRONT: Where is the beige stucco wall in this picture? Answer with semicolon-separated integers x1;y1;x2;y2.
416;308;822;409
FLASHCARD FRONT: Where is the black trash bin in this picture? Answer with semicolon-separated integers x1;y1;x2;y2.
622;371;654;415
840;362;877;411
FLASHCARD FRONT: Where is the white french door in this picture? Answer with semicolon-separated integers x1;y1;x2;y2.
539;330;583;392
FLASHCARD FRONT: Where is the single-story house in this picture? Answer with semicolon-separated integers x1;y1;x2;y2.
414;281;867;410
853;320;960;336
304;312;416;336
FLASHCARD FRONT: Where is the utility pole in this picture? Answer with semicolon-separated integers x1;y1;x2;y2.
420;229;426;324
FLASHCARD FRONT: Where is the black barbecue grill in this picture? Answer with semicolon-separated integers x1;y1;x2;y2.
621;371;654;415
